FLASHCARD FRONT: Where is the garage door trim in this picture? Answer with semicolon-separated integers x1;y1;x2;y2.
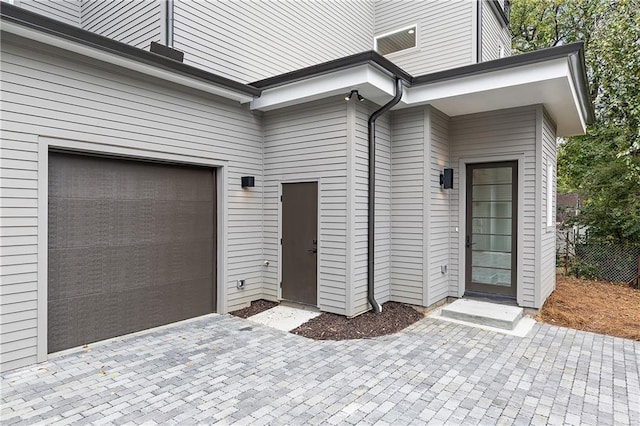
36;137;229;361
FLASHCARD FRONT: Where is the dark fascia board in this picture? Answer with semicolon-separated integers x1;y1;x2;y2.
568;44;596;125
488;0;510;28
0;3;260;97
412;42;594;124
250;51;413;89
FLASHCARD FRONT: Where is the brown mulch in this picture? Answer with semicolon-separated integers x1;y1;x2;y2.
537;275;640;340
291;301;423;340
229;299;279;319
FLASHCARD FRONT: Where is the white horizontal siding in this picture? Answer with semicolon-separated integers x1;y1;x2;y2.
172;0;374;83
427;107;451;306
263;97;348;315
0;34;263;371
0;130;39;373
481;0;511;61
389;107;425;306
81;0;162;50
539;109;557;306
450;107;538;307
374;0;474;75
18;0;81;26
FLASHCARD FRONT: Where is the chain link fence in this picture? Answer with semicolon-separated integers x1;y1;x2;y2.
557;228;640;285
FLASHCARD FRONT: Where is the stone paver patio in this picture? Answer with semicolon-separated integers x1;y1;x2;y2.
1;314;639;425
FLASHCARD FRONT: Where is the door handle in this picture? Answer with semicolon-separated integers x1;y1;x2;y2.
308;240;317;254
466;236;472;249
307;248;317;254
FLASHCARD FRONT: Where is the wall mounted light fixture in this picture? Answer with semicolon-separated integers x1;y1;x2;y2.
345;90;365;102
241;176;255;188
440;168;453;189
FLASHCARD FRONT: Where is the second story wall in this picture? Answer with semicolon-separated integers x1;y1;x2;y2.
81;0;163;50
172;0;375;83
16;1;163;50
481;0;511;61
374;0;475;76
18;0;81;25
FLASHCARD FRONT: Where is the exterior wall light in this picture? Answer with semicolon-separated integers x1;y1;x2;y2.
241;176;255;188
440;168;453;189
345;90;365;102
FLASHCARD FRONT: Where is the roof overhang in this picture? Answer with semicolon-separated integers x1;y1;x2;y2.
250;44;593;137
405;57;586;135
250;64;398;111
0;3;259;103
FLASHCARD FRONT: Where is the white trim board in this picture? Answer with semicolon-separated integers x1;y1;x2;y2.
36;136;229;363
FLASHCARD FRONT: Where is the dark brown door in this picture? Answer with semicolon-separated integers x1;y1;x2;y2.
465;161;517;297
281;182;318;305
48;152;216;353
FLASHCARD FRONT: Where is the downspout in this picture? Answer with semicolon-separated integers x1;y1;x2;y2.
476;0;483;63
165;0;174;47
367;77;403;314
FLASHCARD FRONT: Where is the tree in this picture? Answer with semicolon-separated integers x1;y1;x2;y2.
510;0;640;243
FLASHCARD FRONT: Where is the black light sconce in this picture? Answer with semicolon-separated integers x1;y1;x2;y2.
241;176;255;188
345;90;365;102
440;168;453;189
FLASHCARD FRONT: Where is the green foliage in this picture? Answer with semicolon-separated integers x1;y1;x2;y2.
568;259;599;280
511;0;640;243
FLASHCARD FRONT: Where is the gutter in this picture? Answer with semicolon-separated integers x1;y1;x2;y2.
251;51;412;90
476;0;482;63
367;77;404;314
567;48;596;125
165;0;174;47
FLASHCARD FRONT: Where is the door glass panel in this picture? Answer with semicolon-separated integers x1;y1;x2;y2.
472;218;512;235
470;164;514;288
471;184;512;201
473;167;512;184
472;266;511;286
472;251;511;269
472;235;511;251
472;201;512;217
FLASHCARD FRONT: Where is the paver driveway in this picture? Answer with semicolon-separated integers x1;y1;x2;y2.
1;314;639;425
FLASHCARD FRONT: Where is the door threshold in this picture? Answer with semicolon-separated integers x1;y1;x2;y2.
463;291;518;306
279;300;320;312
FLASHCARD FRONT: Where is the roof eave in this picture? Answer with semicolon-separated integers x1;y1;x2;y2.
250;51;413;90
0;2;260;101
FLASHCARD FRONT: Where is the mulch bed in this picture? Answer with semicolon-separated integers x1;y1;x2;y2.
291;301;423;340
538;275;640;340
229;299;279;319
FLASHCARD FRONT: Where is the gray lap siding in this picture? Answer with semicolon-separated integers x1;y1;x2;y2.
0;35;263;372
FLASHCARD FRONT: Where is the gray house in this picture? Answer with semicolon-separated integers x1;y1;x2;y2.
0;0;593;372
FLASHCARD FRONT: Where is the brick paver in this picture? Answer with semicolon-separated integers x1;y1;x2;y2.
1;314;639;425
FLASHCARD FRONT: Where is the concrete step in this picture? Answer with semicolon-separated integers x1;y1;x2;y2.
440;299;523;330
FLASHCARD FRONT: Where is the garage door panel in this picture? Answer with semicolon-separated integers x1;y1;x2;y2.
48;152;216;353
107;159;214;202
149;241;214;286
47;299;76;353
152;200;214;243
49;240;214;302
48;155;110;200
48;198;111;249
48;246;105;301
